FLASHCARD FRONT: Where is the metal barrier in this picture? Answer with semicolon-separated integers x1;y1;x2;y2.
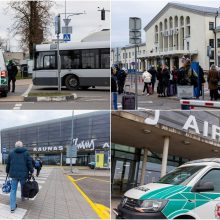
180;99;220;109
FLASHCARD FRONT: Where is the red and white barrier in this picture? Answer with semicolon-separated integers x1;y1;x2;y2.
180;99;220;108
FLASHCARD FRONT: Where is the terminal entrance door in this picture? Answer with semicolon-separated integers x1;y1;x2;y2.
112;158;138;196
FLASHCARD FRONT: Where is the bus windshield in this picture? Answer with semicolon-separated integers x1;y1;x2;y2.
157;165;205;185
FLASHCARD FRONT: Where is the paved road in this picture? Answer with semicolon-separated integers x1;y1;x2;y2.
0;166;103;219
0;80;110;110
116;77;213;110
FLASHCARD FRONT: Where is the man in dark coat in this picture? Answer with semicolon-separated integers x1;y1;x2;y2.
148;65;157;93
7;60;18;93
6;141;33;213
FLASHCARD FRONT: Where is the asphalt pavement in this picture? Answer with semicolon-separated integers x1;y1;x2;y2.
0;79;110;110
0;166;110;219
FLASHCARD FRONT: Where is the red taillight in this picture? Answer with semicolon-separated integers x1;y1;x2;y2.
0;71;7;78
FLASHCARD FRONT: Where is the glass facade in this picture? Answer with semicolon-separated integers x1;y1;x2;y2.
1;111;110;166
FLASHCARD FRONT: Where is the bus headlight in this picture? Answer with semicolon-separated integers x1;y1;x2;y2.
135;200;168;213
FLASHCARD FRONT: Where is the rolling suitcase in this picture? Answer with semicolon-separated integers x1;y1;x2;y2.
122;85;135;110
147;84;153;95
167;83;174;97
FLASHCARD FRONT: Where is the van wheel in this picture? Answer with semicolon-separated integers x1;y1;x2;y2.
65;75;79;90
1;91;7;97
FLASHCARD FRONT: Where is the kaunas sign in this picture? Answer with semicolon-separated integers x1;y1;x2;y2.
145;110;220;141
32;146;64;153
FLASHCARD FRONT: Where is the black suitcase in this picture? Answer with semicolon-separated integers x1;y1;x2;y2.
122;85;135;110
22;175;39;198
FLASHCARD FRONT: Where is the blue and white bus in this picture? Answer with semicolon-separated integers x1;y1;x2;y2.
33;41;110;90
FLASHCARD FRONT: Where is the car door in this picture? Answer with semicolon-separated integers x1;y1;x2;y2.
195;169;220;219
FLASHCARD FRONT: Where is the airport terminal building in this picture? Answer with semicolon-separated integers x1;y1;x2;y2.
1;111;110;167
111;111;220;196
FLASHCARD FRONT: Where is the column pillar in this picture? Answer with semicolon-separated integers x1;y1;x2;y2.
161;136;170;177
60;152;63;166
140;148;148;185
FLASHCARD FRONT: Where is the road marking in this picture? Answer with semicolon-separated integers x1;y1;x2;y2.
22;83;33;97
84;99;108;102
67;175;110;219
13;103;22;110
88;177;110;183
74;177;88;182
0;203;27;219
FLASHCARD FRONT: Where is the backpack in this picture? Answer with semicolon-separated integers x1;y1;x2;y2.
22;176;39;198
35;160;40;168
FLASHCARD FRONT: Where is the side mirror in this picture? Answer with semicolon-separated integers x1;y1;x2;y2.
193;181;214;192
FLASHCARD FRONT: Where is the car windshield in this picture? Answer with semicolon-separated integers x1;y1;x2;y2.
157;165;205;185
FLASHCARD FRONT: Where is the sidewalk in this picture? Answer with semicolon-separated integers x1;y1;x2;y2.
0;166;100;219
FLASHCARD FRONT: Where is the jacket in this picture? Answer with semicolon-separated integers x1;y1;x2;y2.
208;70;219;90
6;147;33;179
7;63;18;78
148;68;157;83
142;71;152;83
161;68;170;86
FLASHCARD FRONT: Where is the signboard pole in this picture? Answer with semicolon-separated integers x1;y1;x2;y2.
135;45;138;110
57;33;61;92
70;110;74;173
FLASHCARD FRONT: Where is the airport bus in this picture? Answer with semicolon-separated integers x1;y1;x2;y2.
32;41;110;90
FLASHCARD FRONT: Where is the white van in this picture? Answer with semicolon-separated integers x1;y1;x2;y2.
114;158;220;219
0;50;8;97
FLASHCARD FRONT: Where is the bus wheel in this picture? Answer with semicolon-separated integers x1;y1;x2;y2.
65;75;79;90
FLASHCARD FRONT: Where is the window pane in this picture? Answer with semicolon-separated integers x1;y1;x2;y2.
60;50;81;69
100;49;110;69
82;49;99;69
200;169;220;192
35;52;56;69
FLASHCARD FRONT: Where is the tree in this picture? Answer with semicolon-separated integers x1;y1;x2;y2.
8;1;54;58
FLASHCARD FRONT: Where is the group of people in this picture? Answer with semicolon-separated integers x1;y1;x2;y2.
6;141;42;213
142;57;204;98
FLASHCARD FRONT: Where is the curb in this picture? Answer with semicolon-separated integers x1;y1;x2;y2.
24;93;77;102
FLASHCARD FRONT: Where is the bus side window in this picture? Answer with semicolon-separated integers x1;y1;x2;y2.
43;55;56;69
82;49;99;69
35;52;56;70
100;49;110;69
60;50;81;69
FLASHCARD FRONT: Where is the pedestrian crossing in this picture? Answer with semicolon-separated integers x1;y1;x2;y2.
0;168;52;219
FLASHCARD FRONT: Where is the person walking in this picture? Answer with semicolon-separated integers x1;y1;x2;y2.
142;70;152;96
7;60;18;93
148;65;157;93
6;141;33;213
34;157;43;177
207;64;219;101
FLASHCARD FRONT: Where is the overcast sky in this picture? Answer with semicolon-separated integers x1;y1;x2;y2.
0;110;97;130
0;0;110;52
112;0;220;47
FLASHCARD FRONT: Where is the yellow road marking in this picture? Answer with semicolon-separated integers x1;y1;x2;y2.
88;177;110;183
74;177;88;182
67;176;110;219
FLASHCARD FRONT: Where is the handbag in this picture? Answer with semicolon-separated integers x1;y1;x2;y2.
22;175;39;198
2;174;12;194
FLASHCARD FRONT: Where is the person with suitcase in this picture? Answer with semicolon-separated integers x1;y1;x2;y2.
122;85;135;110
6;141;33;213
34;157;43;177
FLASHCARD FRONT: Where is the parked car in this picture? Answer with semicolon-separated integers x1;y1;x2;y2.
88;161;96;169
0;50;8;97
114;158;220;219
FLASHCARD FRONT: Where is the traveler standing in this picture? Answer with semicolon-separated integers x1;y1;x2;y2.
207;64;219;101
34;157;43;177
117;67;127;94
111;67;118;110
7;60;18;93
157;66;163;97
161;64;170;97
171;66;178;95
142;70;152;96
6;141;33;213
148;65;157;93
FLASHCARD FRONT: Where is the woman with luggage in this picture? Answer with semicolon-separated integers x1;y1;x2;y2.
142;70;152;96
207;64;220;101
6;141;33;213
